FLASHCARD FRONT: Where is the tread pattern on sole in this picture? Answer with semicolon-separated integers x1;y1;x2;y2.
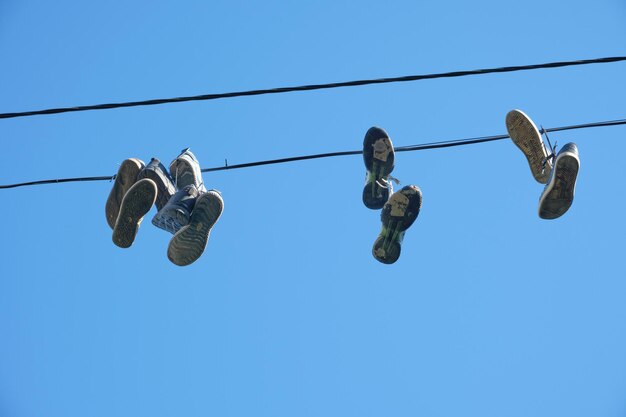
538;151;579;219
112;179;157;248
372;185;422;264
506;110;551;184
167;191;224;266
105;158;144;229
363;127;395;210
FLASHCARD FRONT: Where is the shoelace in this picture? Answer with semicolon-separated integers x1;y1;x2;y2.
540;126;558;175
376;175;400;189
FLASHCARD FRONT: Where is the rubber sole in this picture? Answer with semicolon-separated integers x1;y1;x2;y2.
105;158;144;229
372;185;422;264
506;109;551;184
112;178;157;248
167;191;223;266
363;127;395;210
538;150;579;220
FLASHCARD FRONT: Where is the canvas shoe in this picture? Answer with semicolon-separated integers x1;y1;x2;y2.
136;158;177;212
152;184;199;234
538;143;580;220
169;148;207;192
105;158;145;229
363;127;395;210
372;185;422;264
112;178;157;248
506;109;553;184
167;190;224;266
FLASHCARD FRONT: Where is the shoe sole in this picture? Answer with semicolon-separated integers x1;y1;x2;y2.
538;152;579;219
112;179;157;248
106;158;145;229
506;110;550;184
363;127;395;210
137;159;177;212
167;191;223;266
372;185;422;264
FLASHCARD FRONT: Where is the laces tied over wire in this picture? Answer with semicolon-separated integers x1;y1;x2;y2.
376;175;400;189
540;125;558;174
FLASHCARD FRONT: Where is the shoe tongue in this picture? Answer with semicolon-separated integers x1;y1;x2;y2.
170;185;198;211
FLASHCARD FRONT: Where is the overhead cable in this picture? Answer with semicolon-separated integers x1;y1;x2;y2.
1;117;625;190
1;56;625;120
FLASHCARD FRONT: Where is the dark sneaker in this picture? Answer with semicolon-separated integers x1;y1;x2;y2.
372;185;422;264
152;184;199;234
506;109;553;184
112;178;157;248
362;127;395;210
105;158;145;229
167;190;224;266
169;148;206;192
538;143;580;220
136;158;177;212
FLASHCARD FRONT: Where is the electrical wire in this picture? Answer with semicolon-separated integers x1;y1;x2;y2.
2;117;625;190
1;56;625;119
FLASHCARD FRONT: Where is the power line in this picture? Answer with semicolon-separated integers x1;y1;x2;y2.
1;56;625;120
2;117;625;190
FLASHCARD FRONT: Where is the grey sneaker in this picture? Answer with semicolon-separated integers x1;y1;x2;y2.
106;158;145;229
363;127;395;210
112;178;157;248
167;190;224;266
152;184;199;234
136;158;177;212
506;109;553;184
169;148;206;192
372;185;422;264
538;143;580;220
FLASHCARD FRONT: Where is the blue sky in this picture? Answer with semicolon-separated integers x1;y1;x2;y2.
1;1;626;416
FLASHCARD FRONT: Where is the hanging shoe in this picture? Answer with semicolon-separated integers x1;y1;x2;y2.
112;178;157;248
538;143;580;220
506;109;553;184
136;158;177;212
362;127;395;210
152;184;198;234
169;148;207;192
372;185;422;264
167;190;224;266
105;158;145;229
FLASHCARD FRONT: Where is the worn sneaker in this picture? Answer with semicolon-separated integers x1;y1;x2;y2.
169;148;207;192
152;184;199;234
372;185;422;264
363;127;395;210
506;109;553;184
136;158;177;212
167;190;224;266
105;158;145;229
112;178;157;248
538;143;580;220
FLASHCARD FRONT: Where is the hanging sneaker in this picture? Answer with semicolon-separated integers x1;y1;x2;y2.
372;185;422;264
105;158;145;229
506;109;553;184
112;178;157;248
169;148;207;192
167;190;224;266
363;127;395;210
136;158;177;212
538;143;580;220
152;184;199;234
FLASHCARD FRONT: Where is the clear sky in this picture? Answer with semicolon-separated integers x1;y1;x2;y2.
1;1;626;416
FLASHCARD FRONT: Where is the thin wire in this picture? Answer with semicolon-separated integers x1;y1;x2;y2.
1;56;625;119
2;117;625;190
